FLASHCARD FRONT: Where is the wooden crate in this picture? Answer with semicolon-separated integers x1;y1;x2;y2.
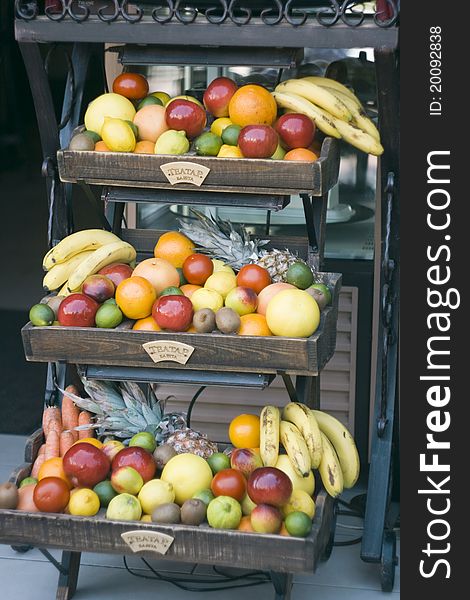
22;272;341;376
57;137;340;196
0;429;335;575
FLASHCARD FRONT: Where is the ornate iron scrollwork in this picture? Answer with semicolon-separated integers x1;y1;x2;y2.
316;1;341;27
97;0;120;22
261;0;284;26
228;0;252;26
205;1;229;24
284;1;308;26
14;0;38;20
152;0;175;23
174;0;198;24
121;0;143;22
340;1;365;27
44;0;89;23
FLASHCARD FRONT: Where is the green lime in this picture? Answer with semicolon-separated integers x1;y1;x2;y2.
29;303;55;327
284;511;312;537
308;283;332;306
93;480;118;508
159;286;184;297
195;132;223;157
177;268;187;286
137;95;163;110
83;130;101;143
95;303;123;329
221;125;242;147
286;262;314;290
129;431;157;453
19;477;37;488
125;120;139;139
271;143;286;160
69;133;95;151
206;452;231;474
193;488;215;506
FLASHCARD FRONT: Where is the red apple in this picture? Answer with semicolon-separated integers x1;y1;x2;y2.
238;125;279;159
112;446;156;483
101;440;126;462
111;466;144;495
274;113;316;150
58;293;99;327
247;467;293;507
231;448;263;478
152;295;194;332
98;263;134;287
63;442;110;488
165;99;207;139
203;77;238;118
225;286;258;316
82;274;115;303
250;504;282;534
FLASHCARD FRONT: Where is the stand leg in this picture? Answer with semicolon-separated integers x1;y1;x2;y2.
56;551;81;600
295;375;320;409
270;572;293;600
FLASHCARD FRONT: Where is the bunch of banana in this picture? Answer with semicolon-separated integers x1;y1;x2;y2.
272;76;384;156
259;401;360;499
42;229;136;294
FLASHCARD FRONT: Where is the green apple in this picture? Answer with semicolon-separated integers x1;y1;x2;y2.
306;283;332;308
129;431;157;454
111;466;144;495
207;495;242;529
241;492;257;516
206;452;231;475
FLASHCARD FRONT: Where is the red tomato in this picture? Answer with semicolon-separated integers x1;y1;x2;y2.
236;264;271;294
211;468;246;501
182;254;214;285
33;477;70;513
112;73;149;100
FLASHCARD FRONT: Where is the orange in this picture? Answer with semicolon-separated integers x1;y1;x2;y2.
72;437;103;449
180;284;202;299
237;516;254;533
238;314;272;337
284;148;318;162
154;231;195;268
94;141;109;152
116;276;157;319
229;84;278;127
132;257;180;296
229;414;260;448
134;140;155;154
38;457;72;490
132;316;161;331
279;522;291;536
186;325;198;333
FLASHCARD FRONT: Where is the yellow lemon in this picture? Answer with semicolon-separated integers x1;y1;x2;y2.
217;144;243;158
73;438;103;449
282;489;316;519
204;271;237;299
210;117;233;137
190;288;224;312
101;117;136;152
68;488;100;517
150;91;171;105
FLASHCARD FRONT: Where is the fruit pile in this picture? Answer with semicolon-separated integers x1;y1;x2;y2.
31;222;332;338
68;72;381;160
1;388;359;539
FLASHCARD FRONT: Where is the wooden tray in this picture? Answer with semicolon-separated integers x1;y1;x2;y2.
57;137;340;197
0;429;335;575
22;272;341;376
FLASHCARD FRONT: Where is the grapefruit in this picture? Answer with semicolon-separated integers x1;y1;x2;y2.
257;282;295;316
266;289;320;338
84;93;136;136
132;258;180;296
133;104;168;143
161;454;213;505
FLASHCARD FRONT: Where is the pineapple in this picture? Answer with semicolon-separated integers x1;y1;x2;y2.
59;378;217;457
178;209;314;283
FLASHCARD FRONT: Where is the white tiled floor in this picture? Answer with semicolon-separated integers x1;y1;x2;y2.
0;434;399;599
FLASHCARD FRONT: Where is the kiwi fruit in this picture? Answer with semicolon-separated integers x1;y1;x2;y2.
305;288;328;310
153;444;177;470
69;133;95;151
193;308;216;333
0;482;19;510
180;499;206;526
215;307;241;334
152;502;181;524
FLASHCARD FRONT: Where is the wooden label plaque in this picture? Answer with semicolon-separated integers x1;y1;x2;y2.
142;340;195;364
160;161;211;187
121;530;174;555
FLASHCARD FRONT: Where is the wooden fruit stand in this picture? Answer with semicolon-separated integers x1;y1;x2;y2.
3;2;400;599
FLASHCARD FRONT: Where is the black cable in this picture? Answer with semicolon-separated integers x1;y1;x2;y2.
333;536;363;547
186;386;206;428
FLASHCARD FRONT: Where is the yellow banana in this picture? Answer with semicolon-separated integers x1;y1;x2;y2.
67;241;136;292
43;229;121;271
43;250;95;292
303;76;359;103
260;405;280;467
332;118;384;156
58;282;72;298
323;88;381;142
282;403;323;469
312;410;360;489
318;432;344;497
276;79;352;121
272;91;341;139
279;420;311;477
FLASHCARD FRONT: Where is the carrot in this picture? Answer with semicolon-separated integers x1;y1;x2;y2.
78;411;94;439
42;406;62;438
44;429;60;460
31;444;47;478
61;385;80;441
59;431;75;457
